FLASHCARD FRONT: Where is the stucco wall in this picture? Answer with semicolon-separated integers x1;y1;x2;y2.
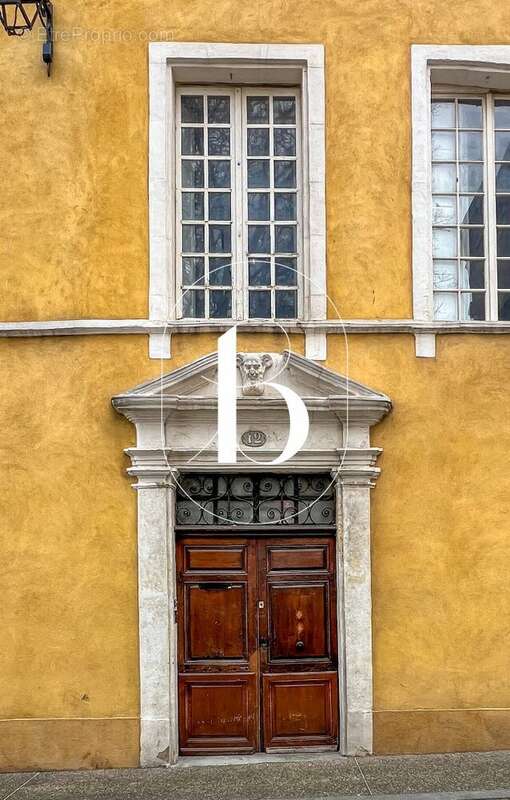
333;334;510;753
2;0;510;770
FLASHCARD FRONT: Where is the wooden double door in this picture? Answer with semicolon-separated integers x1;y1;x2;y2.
177;533;339;754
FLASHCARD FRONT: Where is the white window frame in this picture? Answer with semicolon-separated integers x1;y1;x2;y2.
430;90;489;322
148;42;326;359
175;85;303;322
412;45;510;325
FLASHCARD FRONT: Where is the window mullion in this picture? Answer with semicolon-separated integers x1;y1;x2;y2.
486;93;498;321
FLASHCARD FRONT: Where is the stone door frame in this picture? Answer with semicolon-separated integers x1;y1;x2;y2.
112;350;391;765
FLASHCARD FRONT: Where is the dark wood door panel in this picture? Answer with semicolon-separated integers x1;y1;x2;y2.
267;545;329;573
263;672;339;751
177;537;257;674
268;582;331;661
185;583;248;662
179;673;257;754
183;545;246;573
258;537;338;674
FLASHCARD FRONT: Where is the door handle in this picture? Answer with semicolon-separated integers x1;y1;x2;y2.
296;640;305;651
259;637;269;648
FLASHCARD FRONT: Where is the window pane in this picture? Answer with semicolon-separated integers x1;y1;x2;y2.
461;292;485;320
209;225;231;253
182;224;204;253
459;195;483;224
432;195;457;225
275;225;297;253
247;129;269;156
181;128;204;155
274;161;296;188
496;196;510;224
181;95;203;123
182;257;205;286
247;96;269;123
432;164;457;192
248;225;271;253
208;95;230;124
249;290;271;318
460;228;484;258
208;128;230;156
248;160;270;188
460;260;485;289
459;164;483;192
459;132;483;161
458;100;483;129
208;192;231;221
210;289;232;318
182;192;204;220
434;292;458;320
497;228;510;257
182;289;205;317
275;290;297;318
248;193;270;221
499;292;510;320
432;228;457;257
497;261;510;289
433;260;457;289
208;160;231;188
209;258;231;286
274;128;296;156
495;131;510;161
495;100;510;129
496;164;510;192
249;259;271;286
275;257;298;285
431;131;456;161
275;193;297;221
431;100;455;128
273;97;296;124
182;160;204;188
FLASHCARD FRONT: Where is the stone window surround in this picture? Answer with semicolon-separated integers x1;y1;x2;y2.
412;45;510;357
148;42;327;361
112;350;392;766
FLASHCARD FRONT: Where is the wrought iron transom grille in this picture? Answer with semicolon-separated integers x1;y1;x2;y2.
175;473;336;527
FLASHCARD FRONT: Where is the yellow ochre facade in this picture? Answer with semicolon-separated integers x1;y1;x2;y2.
2;0;510;772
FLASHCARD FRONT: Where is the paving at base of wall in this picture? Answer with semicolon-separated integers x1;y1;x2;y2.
1;751;510;800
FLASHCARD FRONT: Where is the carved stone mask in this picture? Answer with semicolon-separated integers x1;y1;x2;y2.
236;353;273;396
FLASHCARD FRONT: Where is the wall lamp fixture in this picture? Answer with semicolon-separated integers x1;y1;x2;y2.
0;1;53;75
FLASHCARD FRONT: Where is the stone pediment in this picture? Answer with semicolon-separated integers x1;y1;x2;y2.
112;349;392;483
113;350;391;426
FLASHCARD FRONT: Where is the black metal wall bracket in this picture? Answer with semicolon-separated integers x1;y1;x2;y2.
0;1;54;76
39;0;53;75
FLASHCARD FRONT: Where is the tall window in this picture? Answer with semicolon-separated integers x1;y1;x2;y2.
431;94;510;321
176;86;301;320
